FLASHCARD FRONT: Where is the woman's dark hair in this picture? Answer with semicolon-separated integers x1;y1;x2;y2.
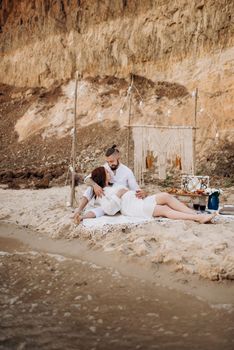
91;166;106;188
105;144;119;157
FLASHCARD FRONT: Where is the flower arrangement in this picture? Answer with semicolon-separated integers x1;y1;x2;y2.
205;188;223;195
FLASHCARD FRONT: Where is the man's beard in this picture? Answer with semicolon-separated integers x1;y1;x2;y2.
110;160;119;170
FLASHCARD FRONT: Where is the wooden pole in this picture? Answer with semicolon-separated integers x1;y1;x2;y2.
193;87;198;175
70;72;79;208
127;75;134;167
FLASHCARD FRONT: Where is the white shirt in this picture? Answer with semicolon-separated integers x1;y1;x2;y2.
103;163;139;191
84;163;139;191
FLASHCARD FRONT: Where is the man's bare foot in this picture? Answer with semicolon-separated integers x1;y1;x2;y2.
198;213;217;224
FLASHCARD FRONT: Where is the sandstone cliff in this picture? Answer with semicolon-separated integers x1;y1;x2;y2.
1;0;233;87
0;0;233;184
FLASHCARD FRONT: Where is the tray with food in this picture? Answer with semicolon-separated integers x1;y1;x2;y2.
167;188;208;197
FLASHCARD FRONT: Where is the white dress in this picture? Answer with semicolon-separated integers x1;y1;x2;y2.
97;185;123;216
97;185;156;218
121;191;156;218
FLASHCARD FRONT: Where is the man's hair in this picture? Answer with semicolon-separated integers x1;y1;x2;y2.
105;144;119;157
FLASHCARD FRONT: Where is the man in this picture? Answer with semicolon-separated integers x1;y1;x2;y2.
73;145;146;222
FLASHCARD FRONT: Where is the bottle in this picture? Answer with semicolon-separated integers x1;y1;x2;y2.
208;192;219;210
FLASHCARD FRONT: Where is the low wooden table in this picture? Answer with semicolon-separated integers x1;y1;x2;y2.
167;191;209;209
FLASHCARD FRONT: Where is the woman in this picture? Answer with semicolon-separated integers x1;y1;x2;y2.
74;167;216;224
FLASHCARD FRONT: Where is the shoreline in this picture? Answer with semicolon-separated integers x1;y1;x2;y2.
1;222;234;307
0;185;234;303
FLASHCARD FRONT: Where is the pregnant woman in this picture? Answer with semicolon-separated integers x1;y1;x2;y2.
74;167;216;224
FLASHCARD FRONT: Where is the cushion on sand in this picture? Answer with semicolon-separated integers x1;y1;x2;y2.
219;206;234;215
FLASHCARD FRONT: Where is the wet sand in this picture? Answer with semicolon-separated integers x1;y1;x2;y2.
1;222;234;305
1;232;234;350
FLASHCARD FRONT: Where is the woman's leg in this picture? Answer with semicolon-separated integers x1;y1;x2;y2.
155;192;195;214
153;204;215;223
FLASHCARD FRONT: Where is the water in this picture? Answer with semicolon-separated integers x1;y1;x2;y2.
0;236;234;350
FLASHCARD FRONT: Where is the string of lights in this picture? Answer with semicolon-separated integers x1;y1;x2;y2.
117;79;227;141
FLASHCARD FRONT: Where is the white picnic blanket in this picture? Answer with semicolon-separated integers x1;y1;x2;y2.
82;214;169;228
82;212;234;228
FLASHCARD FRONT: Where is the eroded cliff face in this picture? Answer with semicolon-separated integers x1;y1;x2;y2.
0;0;233;87
0;0;233;182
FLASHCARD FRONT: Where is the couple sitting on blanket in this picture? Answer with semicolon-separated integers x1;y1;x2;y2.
73;145;216;225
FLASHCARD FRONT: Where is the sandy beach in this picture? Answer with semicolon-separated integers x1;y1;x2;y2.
1;185;234;286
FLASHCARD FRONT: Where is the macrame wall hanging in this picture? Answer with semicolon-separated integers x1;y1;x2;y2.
132;125;194;183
